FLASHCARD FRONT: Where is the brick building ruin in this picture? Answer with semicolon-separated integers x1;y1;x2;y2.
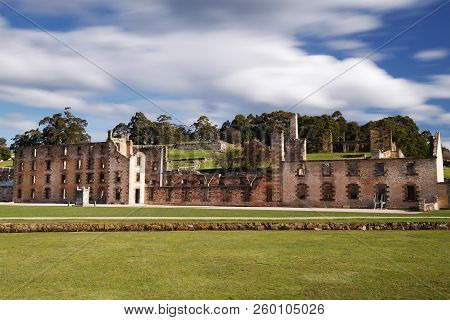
12;114;449;210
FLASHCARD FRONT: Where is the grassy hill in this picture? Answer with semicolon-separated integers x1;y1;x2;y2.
0;160;12;167
307;152;370;160
168;149;218;160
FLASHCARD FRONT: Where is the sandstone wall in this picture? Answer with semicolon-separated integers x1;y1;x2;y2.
280;158;440;209
13;143;113;204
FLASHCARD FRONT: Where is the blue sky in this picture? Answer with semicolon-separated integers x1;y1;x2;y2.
0;0;449;147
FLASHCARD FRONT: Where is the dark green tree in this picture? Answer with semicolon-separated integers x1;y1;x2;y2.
127;112;156;145
242;139;270;170
10;129;43;151
0;137;12;160
193;116;219;141
112;123;129;138
39;107;90;145
213;146;242;170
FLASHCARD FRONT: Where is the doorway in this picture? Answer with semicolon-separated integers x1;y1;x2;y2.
135;189;140;204
374;184;388;209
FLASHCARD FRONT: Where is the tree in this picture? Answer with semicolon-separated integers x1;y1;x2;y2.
0;137;11;160
10;129;43;151
39;107;90;145
242;139;270;170
213;146;242;170
127;112;156;145
332;110;343;120
10;108;90;150
193;116;219;141
249;110;291;145
156;115;176;144
112;123;129;138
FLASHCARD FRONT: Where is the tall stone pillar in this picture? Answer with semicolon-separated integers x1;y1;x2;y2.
271;130;285;203
289;113;299;140
322;130;333;153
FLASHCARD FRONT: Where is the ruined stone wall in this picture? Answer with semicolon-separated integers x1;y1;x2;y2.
280;158;440;209
285;139;307;162
145;171;273;206
12;142;169;205
138;146;168;188
106;142;130;204
437;182;449;209
322;130;333;153
370;129;395;152
13;142;122;204
270;131;284;203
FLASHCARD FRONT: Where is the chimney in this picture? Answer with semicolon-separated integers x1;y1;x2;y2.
107;130;112;141
289;113;298;140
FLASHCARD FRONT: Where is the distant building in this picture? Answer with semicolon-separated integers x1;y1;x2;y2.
0;167;13;202
0;180;13;202
12;115;449;210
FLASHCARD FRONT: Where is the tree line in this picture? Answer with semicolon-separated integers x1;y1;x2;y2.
8;108;434;158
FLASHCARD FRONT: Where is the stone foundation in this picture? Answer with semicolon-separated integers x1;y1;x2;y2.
0;222;447;233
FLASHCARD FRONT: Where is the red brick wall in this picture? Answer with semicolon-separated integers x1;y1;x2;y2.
13;142;123;204
280;158;441;209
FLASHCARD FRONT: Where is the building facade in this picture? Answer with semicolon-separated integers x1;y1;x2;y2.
12;115;449;210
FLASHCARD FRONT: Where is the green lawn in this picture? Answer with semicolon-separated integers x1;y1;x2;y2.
168;150;374;170
307;152;371;160
168;149;219;160
445;167;450;179
169;159;217;170
168;149;221;170
0;231;448;299
0;205;448;223
0;160;12;167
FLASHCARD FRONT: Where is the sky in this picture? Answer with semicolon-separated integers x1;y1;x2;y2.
0;0;449;147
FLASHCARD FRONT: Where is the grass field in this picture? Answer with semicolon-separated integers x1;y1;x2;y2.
0;160;12;167
445;167;450;179
168;149;220;170
168;149;219;160
0;231;448;299
0;205;449;223
168;150;374;170
307;152;371;160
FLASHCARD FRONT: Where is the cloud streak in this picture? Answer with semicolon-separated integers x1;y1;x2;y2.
413;48;449;61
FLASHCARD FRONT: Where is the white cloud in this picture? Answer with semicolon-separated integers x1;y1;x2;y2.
413;48;449;61
10;0;423;36
326;39;368;50
0;0;448;143
0;18;448;128
0;113;36;132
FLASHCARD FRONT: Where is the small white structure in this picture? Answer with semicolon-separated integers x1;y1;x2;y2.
76;187;90;207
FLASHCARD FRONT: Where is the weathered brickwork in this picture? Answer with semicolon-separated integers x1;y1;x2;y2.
12;114;449;210
12;135;166;205
278;158;441;209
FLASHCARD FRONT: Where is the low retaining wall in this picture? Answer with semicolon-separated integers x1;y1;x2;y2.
0;222;448;233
